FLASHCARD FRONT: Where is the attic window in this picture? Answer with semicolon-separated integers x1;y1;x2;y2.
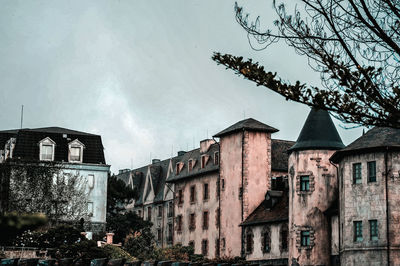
176;163;180;174
188;159;193;172
214;152;219;165
39;137;56;161
68;139;85;163
201;155;206;168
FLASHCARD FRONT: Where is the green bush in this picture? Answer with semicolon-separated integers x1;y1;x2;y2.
152;244;194;262
124;227;155;260
102;245;136;261
57;240;108;260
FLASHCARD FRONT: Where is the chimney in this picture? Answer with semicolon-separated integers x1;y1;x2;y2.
177;151;186;156
106;232;114;244
152;159;161;164
200;139;216;153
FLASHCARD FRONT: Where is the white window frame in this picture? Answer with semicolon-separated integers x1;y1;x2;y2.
68;139;85;163
39;137;56;161
88;174;95;189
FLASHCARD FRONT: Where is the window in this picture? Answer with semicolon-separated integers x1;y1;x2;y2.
215;208;220;228
203;211;209;229
68;139;84;163
87;202;94;217
70;147;81;162
147;207;152;221
353;163;362;184
138;210;142;217
281;228;288;251
201;239;208;256
203;183;209;200
188;159;193;171
300;175;310;191
168;202;173;217
368;161;376;182
354;221;363;242
158;205;163;217
88;174;94;189
178;189;184;205
189;241;195;250
176;163;180;174
301;231;310;246
189;213;196;230
177;215;183;232
167;223;173;242
157;229;162;241
190;186;196;203
201;155;206;168
221;179;225;191
214;152;219;165
215;239;220;257
246;232;253;253
263;230;271;253
370;220;378;241
41;144;54;161
222;238;226;250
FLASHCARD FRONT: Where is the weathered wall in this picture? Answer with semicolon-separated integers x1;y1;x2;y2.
331;214;339;255
288;150;337;265
220;130;271;258
173;172;219;258
63;163;110;232
339;151;400;265
244;223;288;261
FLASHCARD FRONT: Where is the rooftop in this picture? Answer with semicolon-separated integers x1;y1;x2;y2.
288;108;345;152
213;118;278;138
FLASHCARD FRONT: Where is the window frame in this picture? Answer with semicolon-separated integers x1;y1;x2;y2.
354;221;363;242
353;163;362;184
202;211;209;230
367;161;377;183
68;139;85;163
369;219;378;241
300;175;310;191
301;230;310;247
203;183;209;201
214;152;219;165
39;137;56;161
190;185;196;203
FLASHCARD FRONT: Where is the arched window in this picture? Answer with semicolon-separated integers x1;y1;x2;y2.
245;228;254;254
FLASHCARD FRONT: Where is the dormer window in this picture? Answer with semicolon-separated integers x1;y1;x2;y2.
201;155;206;168
176;163;180;174
39;137;56;161
68;139;85;163
188;159;193;172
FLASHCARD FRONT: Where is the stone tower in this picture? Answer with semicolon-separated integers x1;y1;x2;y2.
288;109;344;265
213;118;278;258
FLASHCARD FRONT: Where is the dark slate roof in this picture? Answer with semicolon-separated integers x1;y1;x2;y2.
271;139;295;172
213;118;278;138
166;143;220;183
130;166;148;206
288;108;345;152
241;189;288;226
330;127;400;163
0;127;106;164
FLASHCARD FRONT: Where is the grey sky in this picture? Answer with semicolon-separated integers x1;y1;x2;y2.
0;1;363;173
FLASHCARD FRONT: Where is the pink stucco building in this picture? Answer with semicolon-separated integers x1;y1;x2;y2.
117;109;400;265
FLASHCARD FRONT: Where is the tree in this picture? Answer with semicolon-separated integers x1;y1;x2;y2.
212;1;400;128
3;160;89;224
106;175;150;245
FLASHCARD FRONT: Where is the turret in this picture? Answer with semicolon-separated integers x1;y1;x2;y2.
288;108;344;265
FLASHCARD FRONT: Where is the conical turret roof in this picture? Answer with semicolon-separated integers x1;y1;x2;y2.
288;108;345;152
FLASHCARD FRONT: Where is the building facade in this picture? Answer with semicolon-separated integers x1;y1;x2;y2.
117;110;400;265
0;127;110;233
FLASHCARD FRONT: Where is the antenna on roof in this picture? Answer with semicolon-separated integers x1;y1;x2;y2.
20;105;24;129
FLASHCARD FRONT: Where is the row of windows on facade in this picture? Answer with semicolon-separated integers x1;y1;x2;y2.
245;227;289;254
352;161;377;184
297;161;378;193
175;209;217;231
178;183;211;205
136;202;174;221
353;220;379;242
176;152;219;175
39;137;84;163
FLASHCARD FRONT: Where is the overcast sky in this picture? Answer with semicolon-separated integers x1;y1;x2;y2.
0;1;363;173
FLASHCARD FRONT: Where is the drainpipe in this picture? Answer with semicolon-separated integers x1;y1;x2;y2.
385;147;390;266
212;136;221;258
240;129;245;258
329;160;340;263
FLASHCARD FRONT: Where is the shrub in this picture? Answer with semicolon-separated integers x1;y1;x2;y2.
124;227;155;260
152;244;194;262
57;240;108;261
102;245;136;261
